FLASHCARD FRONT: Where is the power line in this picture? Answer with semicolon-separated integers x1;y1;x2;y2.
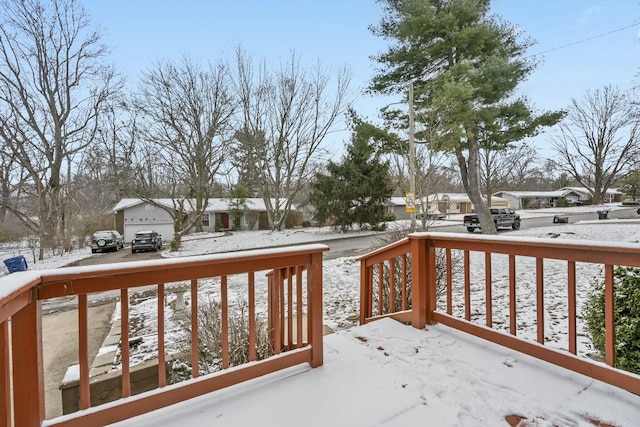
528;21;640;58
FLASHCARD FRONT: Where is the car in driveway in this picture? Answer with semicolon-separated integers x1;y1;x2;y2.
419;210;447;220
131;230;163;253
89;230;124;253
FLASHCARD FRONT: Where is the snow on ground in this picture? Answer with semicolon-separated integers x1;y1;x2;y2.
113;206;640;427
6;204;640;426
105;204;640;369
114;317;640;427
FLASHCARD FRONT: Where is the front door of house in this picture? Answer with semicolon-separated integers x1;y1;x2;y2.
220;213;229;229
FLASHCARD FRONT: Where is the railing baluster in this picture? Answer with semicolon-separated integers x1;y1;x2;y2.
402;254;408;311
248;272;256;361
377;262;383;316
389;259;396;313
190;279;199;378
279;269;286;351
296;266;303;348
567;262;577;355
604;264;615;367
536;258;544;345
78;294;90;409
464;250;471;321
426;239;437;323
446;249;452;315
509;254;516;335
121;288;131;398
157;284;166;387
367;266;373;318
221;275;229;369
287;267;293;350
273;269;282;354
485;252;492;328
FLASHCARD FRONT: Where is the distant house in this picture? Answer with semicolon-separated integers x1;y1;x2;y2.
424;193;511;215
112;198;288;242
493;189;584;210
387;196;411;220
559;187;623;204
112;198;176;242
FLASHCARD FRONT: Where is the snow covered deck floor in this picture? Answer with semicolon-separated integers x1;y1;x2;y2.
112;318;640;427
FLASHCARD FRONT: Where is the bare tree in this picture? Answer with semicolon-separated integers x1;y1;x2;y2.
137;56;235;234
233;48;351;230
0;136;27;223
504;143;544;190
552;85;640;204
479;145;510;206
0;0;121;257
479;142;542;199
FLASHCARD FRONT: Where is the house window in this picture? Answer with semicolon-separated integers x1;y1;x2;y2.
202;213;210;227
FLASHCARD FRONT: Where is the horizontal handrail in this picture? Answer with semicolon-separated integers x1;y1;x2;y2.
1;244;327;427
359;232;640;395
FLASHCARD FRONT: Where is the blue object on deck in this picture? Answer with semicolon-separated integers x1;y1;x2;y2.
3;255;28;273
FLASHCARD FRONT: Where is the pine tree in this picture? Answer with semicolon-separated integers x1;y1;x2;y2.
310;118;392;232
369;0;563;234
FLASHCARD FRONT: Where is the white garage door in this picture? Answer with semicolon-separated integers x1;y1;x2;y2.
124;224;174;244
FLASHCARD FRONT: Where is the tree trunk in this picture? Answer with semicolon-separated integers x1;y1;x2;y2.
456;138;497;234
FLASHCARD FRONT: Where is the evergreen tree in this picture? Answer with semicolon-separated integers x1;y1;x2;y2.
369;0;563;234
310;117;392;232
228;184;249;231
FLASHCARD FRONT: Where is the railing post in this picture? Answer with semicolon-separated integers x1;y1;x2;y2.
308;252;324;367
1;320;10;427
11;297;45;427
410;236;428;329
359;260;368;324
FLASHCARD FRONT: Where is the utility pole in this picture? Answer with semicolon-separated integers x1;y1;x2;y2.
408;82;416;230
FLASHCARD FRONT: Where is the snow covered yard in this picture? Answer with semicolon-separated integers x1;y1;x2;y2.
112;216;640;369
112;216;640;427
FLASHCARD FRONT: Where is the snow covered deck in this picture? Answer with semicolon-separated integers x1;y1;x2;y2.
113;318;640;427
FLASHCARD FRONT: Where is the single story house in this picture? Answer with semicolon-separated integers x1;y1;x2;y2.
493;189;584;210
112;198;289;242
112;198;176;242
559;187;623;204
386;196;412;220
425;193;510;215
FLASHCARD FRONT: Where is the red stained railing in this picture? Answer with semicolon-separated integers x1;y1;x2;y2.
0;244;326;427
359;232;640;395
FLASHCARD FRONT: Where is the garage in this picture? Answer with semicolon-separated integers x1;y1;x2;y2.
124;224;174;244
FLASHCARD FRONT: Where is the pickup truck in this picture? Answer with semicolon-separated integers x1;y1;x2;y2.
463;208;521;232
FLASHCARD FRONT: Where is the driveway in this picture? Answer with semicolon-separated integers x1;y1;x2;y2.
43;301;116;419
42;245;163;418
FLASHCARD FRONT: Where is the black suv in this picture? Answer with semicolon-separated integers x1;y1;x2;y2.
131;230;163;253
89;230;124;253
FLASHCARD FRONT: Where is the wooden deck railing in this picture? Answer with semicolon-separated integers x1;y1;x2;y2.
1;244;327;427
359;232;640;395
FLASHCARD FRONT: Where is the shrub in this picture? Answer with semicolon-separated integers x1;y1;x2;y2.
583;266;640;375
172;298;273;382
